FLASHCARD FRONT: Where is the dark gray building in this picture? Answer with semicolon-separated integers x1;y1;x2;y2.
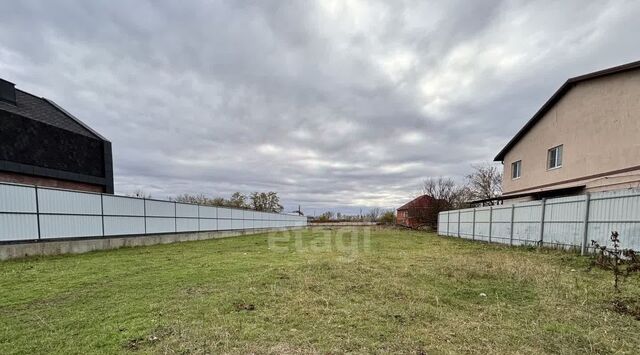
0;78;113;193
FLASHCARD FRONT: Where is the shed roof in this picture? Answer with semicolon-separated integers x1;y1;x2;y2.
494;59;640;162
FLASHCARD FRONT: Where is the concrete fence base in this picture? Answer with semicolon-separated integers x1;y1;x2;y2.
0;227;306;261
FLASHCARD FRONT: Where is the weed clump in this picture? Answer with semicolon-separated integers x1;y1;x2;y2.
589;231;640;319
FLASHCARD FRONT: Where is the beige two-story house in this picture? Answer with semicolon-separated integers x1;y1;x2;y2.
494;60;640;203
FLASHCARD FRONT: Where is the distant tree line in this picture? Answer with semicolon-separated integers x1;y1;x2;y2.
170;191;284;212
312;208;396;224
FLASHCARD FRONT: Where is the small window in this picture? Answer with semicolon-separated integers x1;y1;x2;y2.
511;160;521;179
548;145;563;169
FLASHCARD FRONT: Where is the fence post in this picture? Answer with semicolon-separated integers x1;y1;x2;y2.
581;193;592;255
143;198;147;234
100;194;105;237
538;198;546;247
509;204;515;246
472;208;476;240
174;201;178;232
34;185;41;240
457;210;461;238
446;211;450;236
488;206;493;243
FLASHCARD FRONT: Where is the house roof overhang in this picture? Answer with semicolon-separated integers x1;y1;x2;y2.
494;59;640;162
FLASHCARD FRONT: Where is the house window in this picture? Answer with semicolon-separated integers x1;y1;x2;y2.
548;145;563;169
511;160;521;179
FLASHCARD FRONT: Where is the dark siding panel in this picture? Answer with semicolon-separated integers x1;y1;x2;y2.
0;111;105;177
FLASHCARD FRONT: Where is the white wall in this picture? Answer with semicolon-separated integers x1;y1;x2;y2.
0;183;307;242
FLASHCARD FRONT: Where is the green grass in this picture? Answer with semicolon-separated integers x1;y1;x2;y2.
1;227;639;354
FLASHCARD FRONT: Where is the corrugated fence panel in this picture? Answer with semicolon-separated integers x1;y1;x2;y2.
448;211;459;236
490;206;512;244
177;218;199;232
198;206;217;218
146;217;176;234
198;206;217;231
0;214;38;241
176;203;198;218
104;216;145;236
543;196;585;247
40;215;103;239
175;203;199;232
0;184;38;241
103;195;144;216
588;191;640;250
218;219;232;230
474;208;491;241
232;219;244;230
231;209;243;220
0;184;36;212
198;206;216;219
38;188;102;215
199;218;217;231
512;201;541;246
217;207;232;219
145;200;175;217
102;194;145;236
438;213;447;234
458;209;475;238
37;188;102;239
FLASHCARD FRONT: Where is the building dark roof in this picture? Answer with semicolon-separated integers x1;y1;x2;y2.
397;194;436;211
0;86;105;140
494;59;640;162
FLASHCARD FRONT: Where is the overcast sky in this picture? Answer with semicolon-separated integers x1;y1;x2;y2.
1;1;640;214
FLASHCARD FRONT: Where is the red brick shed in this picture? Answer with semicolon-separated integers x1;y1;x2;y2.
396;195;440;228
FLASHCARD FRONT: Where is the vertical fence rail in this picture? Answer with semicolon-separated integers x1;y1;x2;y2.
438;189;640;252
509;204;515;246
446;211;450;236
581;193;592;255
100;194;105;237
142;197;147;234
471;208;476;241
35;186;41;240
488;206;493;243
538;198;546;246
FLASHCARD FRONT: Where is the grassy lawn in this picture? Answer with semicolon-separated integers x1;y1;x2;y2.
1;227;639;354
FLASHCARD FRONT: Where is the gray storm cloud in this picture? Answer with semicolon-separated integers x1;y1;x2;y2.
1;0;639;214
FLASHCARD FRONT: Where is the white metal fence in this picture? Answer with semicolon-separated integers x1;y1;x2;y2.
438;188;640;253
0;182;307;242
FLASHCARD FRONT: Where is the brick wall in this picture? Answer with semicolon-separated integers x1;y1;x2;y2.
0;171;104;193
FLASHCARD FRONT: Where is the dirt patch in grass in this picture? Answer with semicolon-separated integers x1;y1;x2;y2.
611;298;640;320
234;303;256;311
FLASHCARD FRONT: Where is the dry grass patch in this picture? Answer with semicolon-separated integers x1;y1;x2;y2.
0;227;639;354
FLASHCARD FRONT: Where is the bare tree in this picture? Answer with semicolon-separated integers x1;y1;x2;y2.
317;211;335;222
366;208;382;222
415;177;471;229
421;177;470;209
465;163;502;204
